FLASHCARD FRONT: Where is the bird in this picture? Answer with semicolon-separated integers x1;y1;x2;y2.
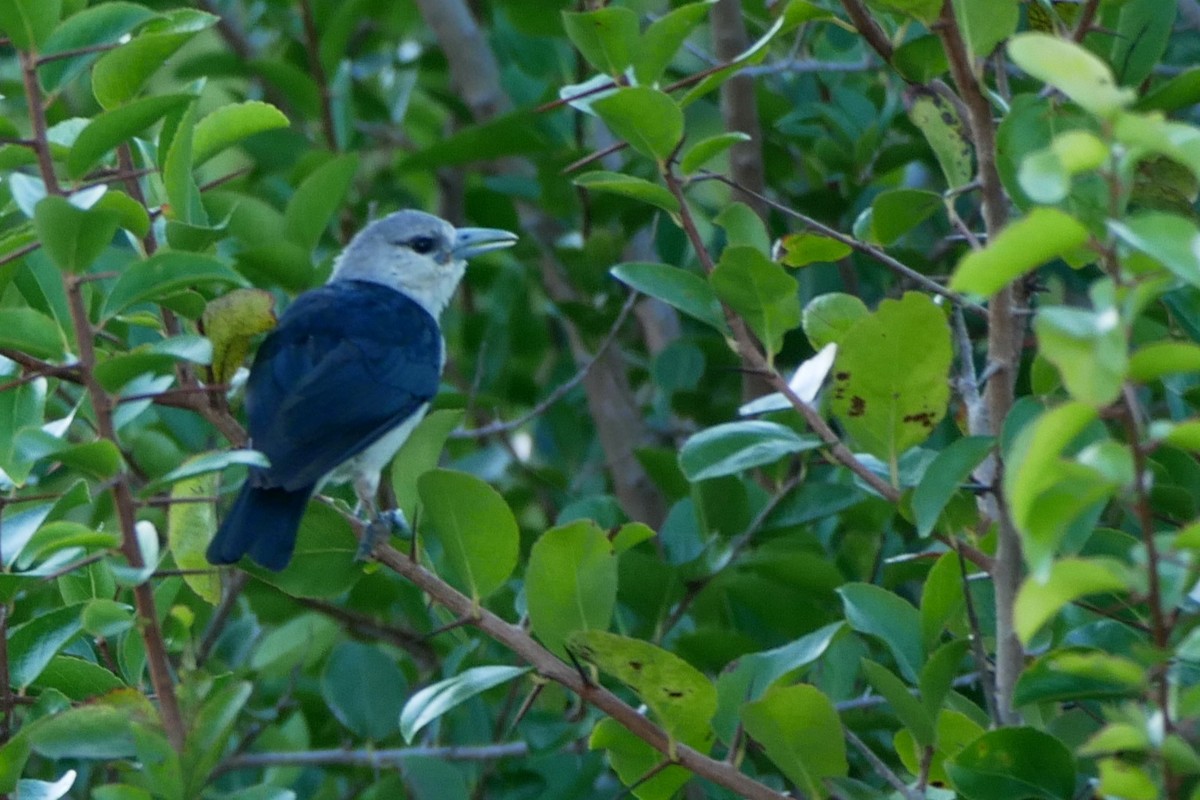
206;210;518;571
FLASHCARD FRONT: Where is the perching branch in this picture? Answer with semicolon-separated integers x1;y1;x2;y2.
363;535;791;800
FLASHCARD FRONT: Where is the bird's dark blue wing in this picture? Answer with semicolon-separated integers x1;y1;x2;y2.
244;280;441;490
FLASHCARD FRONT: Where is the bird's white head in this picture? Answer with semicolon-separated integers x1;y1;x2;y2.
330;210;518;317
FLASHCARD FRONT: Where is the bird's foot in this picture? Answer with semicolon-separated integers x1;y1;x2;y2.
355;509;411;562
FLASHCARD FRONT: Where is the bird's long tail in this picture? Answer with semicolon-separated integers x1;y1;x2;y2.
207;477;313;571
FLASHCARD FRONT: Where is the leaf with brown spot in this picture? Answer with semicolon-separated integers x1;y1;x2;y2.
830;293;952;468
202;288;276;384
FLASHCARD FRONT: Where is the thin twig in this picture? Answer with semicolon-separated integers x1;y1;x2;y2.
845;729;920;800
455;293;639;439
217;742;531;774
298;0;339;150
700;171;985;315
36;41;122;64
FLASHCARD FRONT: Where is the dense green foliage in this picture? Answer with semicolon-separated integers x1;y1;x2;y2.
4;0;1200;798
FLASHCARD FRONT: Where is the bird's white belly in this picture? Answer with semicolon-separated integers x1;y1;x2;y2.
323;402;430;491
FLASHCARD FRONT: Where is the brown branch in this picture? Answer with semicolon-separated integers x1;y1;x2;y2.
837;0;895;64
364;536;790;800
298;0;338;150
17;50;186;752
664;162;901;502
36;41;122;64
933;0;1021;725
217;741;531;774
1072;0;1102;42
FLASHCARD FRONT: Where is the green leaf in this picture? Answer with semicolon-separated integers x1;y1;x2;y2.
167;471;220;605
1109;0;1174;87
920;639;971;718
418;469;519;601
201;288;277;385
870;189;942;245
1004;401;1103;575
80;599;133;638
283;153;360;251
950;208;1090;297
400;665;530;743
679;131;750;175
0;308;67;360
1110;212;1200;288
103;251;243;318
838;583;924;682
893;35;950;83
14;522;118;571
906;86;974;189
67;93;193;178
862;658;934;747
389;408;465;521
714;202;770;253
1007;32;1135;117
945;727;1076;800
29;704;135;760
30;656;123;701
951;0;1018;60
1014;558;1129;643
192;101;289;166
144;448;267;494
912;436;994;537
1014;647;1146;705
95;190;150;238
1136;67;1200;113
526;520;618;658
1034;298;1127;407
8;605;82;689
162;99;205;226
568;630;716;744
779;233;853;270
562;7;638;75
678;421;821;482
321;642;406;741
592;87;683;162
830;292;953;464
39;2;159;94
574;171;680;215
610;262;726;333
589;718;692;800
801;292;869;349
635;0;715;83
740;684;847;797
33;196;120;273
710;245;801;357
91;10;218;108
184;680;251;796
0;0;61;50
249;504;361;598
712;623;844;745
1129;341;1200;381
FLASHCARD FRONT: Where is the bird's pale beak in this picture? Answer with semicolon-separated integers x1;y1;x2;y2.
452;227;518;260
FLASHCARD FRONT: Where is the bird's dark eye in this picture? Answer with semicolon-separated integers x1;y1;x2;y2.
408;236;437;255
